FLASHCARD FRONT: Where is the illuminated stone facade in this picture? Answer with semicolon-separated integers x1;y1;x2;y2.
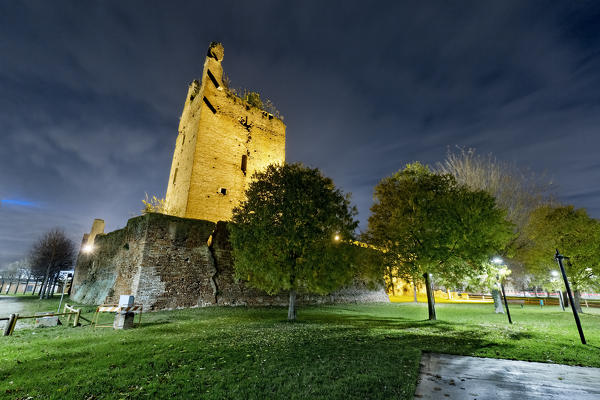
165;42;286;222
72;213;389;309
72;43;389;309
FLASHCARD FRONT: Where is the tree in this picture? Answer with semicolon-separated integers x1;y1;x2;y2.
463;261;511;314
521;205;600;312
437;148;554;234
366;162;513;320
229;163;359;320
29;229;76;299
437;148;555;308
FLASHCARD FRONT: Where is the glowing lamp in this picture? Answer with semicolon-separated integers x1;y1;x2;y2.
82;244;93;254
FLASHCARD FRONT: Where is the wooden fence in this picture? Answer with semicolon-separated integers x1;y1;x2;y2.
2;304;85;336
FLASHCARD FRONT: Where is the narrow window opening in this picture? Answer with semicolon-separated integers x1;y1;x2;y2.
203;96;217;114
206;69;220;88
218;187;227;195
241;155;248;175
173;168;178;185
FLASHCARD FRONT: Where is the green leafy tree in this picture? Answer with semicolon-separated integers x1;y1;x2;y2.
366;162;513;319
463;261;511;314
521;205;600;312
437;147;555;292
229;163;359;320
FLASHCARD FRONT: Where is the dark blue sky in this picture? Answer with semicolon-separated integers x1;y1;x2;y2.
1;1;600;266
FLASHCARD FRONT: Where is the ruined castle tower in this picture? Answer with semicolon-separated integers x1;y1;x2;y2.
165;43;286;222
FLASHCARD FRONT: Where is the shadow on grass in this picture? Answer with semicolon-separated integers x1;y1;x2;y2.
0;316;495;400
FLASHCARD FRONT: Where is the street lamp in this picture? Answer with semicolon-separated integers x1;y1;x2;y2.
492;257;512;324
333;234;340;242
555;249;586;344
81;244;93;253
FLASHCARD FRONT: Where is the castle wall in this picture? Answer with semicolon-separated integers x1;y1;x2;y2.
165;43;286;223
72;213;389;310
72;218;146;305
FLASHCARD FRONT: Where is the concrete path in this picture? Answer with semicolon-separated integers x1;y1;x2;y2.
415;352;600;399
0;295;23;317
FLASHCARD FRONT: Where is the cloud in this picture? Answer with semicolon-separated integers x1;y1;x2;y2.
1;1;600;263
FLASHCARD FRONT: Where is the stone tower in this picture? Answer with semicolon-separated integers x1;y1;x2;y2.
165;43;286;222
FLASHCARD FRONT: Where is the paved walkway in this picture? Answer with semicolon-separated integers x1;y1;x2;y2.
415;353;600;399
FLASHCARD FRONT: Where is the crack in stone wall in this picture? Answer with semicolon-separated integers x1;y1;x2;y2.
206;233;219;304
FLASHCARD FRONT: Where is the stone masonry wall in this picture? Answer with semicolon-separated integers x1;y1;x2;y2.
72;213;389;310
165;43;286;223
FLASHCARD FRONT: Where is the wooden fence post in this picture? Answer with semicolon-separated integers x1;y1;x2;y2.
74;309;81;327
10;314;18;335
3;314;16;336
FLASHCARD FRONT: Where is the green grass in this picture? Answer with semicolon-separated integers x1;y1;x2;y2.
1;299;599;399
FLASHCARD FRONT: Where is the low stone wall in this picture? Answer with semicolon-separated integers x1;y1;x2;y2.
72;213;389;310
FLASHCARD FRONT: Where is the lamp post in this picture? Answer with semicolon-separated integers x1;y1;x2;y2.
493;257;512;324
555;249;586;345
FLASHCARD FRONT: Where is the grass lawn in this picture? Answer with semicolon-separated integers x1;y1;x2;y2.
1;298;599;399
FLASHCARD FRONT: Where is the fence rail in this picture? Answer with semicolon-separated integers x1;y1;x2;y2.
2;304;83;336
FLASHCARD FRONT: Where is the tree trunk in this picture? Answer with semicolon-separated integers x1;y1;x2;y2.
386;270;395;296
288;289;297;321
48;275;56;298
562;291;569;308
40;249;56;300
413;278;418;303
22;277;30;294
491;288;504;314
13;277;20;294
31;280;39;295
50;275;57;297
573;290;583;313
423;272;436;320
39;271;49;300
